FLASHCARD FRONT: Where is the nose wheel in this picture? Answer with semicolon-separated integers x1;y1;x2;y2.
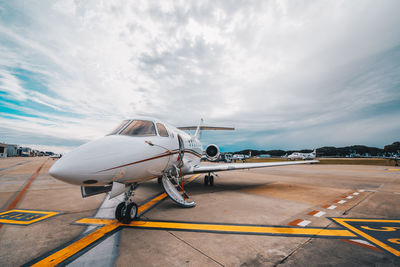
115;202;138;224
115;184;138;224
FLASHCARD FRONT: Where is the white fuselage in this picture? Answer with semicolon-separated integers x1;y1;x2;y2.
287;151;316;160
49;118;203;186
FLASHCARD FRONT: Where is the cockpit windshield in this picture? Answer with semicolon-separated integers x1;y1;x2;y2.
120;120;156;137
108;120;130;135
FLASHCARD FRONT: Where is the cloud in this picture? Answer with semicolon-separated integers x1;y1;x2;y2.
0;0;400;153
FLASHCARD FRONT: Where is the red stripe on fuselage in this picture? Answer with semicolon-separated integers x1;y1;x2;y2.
97;149;202;173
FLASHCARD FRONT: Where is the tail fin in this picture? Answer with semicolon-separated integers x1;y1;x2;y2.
194;118;204;139
177;119;235;139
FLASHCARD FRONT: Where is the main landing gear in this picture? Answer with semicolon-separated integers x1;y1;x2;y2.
115;184;138;224
204;173;214;186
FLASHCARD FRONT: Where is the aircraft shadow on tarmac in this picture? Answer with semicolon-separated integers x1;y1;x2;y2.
138;179;272;197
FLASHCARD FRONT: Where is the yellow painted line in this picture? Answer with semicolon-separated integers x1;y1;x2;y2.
185;174;201;183
76;218;116;225
137;193;167;214
388;169;400;171
76;218;355;238
334;218;400;223
333;218;400;256
31;222;121;266
31;174;201;266
127;220;356;237
37;216;355;266
0;209;59;225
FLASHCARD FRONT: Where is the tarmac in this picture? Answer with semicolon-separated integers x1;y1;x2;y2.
0;157;400;266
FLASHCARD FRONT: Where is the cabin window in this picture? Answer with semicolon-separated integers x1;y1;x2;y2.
156;123;169;137
108;120;130;135
120;120;156;136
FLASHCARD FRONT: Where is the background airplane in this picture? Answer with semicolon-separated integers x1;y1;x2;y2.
49;118;318;223
287;149;317;160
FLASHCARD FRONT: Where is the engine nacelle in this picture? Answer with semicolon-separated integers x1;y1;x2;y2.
205;144;220;161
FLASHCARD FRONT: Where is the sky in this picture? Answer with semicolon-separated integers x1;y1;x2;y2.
0;0;400;154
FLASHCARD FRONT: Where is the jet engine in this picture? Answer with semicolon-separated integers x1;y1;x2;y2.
205;144;220;161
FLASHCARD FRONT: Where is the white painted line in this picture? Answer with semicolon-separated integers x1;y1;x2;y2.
350;239;376;247
68;193;124;266
346;196;353;199
353;192;359;195
313;211;326;217
327;205;337;210
297;220;311;227
358;189;365;192
337;200;346;204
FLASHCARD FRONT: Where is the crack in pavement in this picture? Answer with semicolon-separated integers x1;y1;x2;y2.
166;230;224;266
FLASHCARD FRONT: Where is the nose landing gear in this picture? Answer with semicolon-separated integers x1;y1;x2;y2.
115;184;138;224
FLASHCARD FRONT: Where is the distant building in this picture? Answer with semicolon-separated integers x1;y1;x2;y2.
0;143;7;158
6;144;18;157
259;154;271;158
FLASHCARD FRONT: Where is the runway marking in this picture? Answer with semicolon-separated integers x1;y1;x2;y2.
6;160;47;211
307;211;325;217
288;219;303;226
336;200;346;204
346;196;353;199
324;205;337;210
341;239;381;252
0;160;47;229
288;219;311;227
308;210;319;216
24;176;397;265
297;220;311;227
0;209;60;225
353;192;359;195
333;218;400;257
358;189;365;192
26;174;201;266
26;214;400;266
78;218;353;237
29;221;121;267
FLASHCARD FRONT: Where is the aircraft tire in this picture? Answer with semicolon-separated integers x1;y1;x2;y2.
115;202;125;221
204;175;209;186
209;175;214;186
122;202;137;224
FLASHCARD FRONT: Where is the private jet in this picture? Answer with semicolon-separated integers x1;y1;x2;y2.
49;118;318;223
287;149;317;160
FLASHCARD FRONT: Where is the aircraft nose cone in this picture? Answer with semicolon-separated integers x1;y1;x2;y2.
49;158;82;185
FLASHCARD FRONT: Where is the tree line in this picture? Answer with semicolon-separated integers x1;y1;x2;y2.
232;141;400;157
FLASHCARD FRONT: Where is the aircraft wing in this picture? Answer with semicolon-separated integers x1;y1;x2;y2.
191;160;319;174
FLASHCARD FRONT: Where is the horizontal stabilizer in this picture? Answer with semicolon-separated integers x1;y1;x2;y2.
178;126;235;131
